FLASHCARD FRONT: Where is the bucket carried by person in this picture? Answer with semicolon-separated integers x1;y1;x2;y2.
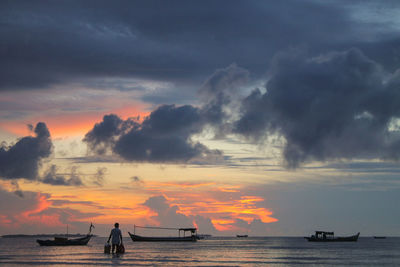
104;242;111;254
116;243;125;254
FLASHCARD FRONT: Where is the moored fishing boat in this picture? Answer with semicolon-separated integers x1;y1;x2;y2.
236;234;248;238
304;231;359;242
36;223;94;246
128;225;197;242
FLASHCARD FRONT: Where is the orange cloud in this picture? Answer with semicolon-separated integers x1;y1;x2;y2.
135;180;279;229
16;193;64;227
48;190;159;225
212;222;235;232
167;194;277;224
0;215;12;227
0;179;278;235
22;193;52;216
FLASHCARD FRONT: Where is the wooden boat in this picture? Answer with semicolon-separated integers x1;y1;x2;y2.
37;235;92;246
305;231;359;242
37;223;94;246
236;234;248;238
128;225;197;242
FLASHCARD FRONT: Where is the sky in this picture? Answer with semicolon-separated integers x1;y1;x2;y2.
1;0;400;237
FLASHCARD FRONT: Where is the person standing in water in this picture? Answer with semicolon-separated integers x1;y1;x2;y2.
107;223;123;253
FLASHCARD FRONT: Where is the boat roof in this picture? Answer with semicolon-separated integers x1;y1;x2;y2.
315;231;334;235
179;228;197;232
134;225;197;232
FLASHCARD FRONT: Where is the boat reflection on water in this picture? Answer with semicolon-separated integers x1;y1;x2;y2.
305;231;360;242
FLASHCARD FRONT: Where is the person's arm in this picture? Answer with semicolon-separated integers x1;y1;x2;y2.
120;231;123;244
107;230;112;243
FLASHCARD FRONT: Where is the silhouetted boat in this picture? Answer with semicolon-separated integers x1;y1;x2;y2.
37;223;94;246
128;225;197;242
373;236;386;239
305;231;359;242
236;234;248;238
196;234;212;240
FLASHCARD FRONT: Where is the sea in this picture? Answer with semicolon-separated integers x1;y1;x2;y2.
0;236;399;266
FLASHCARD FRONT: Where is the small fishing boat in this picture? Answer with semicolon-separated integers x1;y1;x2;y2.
128;225;197;242
37;223;94;246
236;234;248;238
196;234;212;240
373;236;386;239
305;231;359;242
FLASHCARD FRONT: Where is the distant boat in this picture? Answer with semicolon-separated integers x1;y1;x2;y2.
236;234;248;238
196;234;212;240
305;231;359;242
373;236;386;239
37;223;94;246
128;225;197;242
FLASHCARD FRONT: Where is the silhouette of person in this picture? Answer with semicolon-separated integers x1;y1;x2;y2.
107;223;123;253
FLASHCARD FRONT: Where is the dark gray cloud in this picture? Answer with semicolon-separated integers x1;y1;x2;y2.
84;105;223;163
41;165;83;186
235;48;400;167
83;62;253;164
0;122;52;180
83;114;137;155
1;0;394;92
199;64;249;127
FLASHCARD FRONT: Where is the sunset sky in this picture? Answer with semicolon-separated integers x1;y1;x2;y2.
1;0;400;237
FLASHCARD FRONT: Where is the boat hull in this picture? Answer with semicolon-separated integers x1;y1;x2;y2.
305;233;359;242
128;232;197;242
37;235;92;246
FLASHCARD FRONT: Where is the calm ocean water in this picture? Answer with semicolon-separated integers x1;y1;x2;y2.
0;236;399;266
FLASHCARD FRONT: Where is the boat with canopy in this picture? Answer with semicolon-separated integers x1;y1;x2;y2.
305;231;359;242
128;225;198;242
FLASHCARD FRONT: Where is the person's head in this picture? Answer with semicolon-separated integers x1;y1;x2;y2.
114;222;119;228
